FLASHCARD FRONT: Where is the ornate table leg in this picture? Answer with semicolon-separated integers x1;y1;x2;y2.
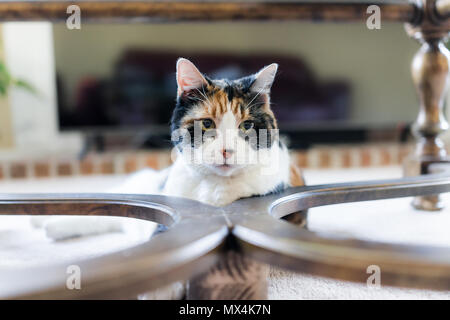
404;0;450;210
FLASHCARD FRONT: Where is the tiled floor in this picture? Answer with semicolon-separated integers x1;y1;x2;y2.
0;143;415;180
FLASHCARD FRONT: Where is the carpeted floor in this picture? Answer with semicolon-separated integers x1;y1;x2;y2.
0;166;449;299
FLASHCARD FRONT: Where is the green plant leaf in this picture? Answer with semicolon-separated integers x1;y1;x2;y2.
0;58;37;97
12;79;36;94
0;61;12;96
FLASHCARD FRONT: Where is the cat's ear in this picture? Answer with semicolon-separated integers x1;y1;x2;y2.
250;63;278;94
176;58;208;96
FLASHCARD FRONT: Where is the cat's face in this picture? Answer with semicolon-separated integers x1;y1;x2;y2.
171;58;279;177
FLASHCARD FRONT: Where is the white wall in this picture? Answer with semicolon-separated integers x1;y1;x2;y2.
1;22;82;159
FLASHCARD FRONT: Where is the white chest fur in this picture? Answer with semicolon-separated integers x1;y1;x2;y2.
163;144;291;207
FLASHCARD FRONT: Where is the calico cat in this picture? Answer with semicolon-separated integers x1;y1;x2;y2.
33;58;305;299
164;58;305;299
162;58;304;205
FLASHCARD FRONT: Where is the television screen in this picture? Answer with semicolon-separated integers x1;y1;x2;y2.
58;50;350;130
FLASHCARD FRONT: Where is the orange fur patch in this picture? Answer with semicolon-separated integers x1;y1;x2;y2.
289;164;305;187
181;88;253;128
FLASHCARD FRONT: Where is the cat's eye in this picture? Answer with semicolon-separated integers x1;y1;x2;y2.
240;121;254;132
201;119;215;130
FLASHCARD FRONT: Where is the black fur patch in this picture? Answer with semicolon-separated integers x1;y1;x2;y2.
238;182;286;202
245;98;276;149
268;182;286;195
171;85;209;133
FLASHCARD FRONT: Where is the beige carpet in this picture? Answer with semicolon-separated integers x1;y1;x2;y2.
268;167;450;299
0;166;449;299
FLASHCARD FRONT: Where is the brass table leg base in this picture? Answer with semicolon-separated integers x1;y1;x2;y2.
404;155;448;210
405;156;450;210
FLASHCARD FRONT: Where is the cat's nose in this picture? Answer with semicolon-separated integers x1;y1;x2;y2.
222;149;234;159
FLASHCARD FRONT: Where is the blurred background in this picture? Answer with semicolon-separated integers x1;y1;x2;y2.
2;15;450;301
54;22;417;149
0;21;442;178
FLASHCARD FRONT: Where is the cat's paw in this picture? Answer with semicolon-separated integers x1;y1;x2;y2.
30;216;52;228
138;281;185;300
43;216;124;240
30;216;157;241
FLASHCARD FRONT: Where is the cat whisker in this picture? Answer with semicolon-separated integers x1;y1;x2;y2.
194;87;213;107
190;96;207;103
201;86;213;106
246;101;267;110
244;79;271;109
197;89;215;110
